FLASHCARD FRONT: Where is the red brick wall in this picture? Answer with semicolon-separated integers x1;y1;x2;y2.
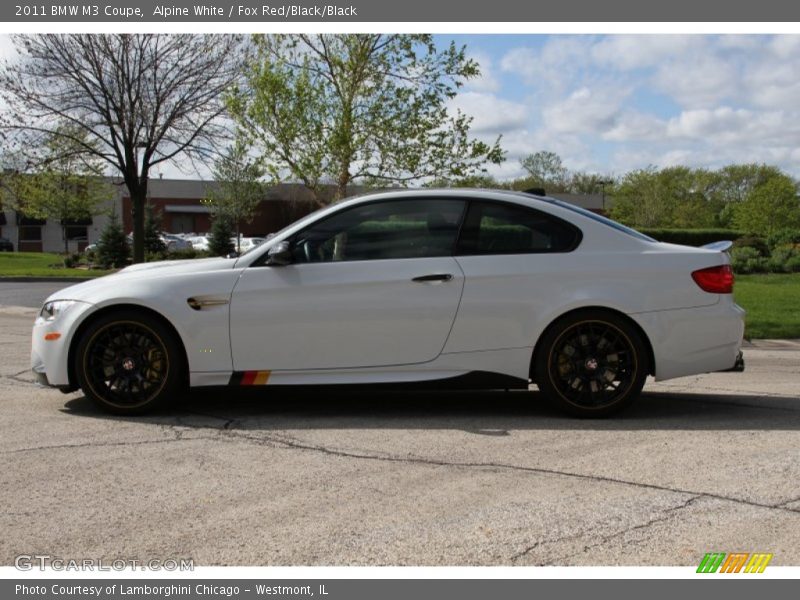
121;197;319;236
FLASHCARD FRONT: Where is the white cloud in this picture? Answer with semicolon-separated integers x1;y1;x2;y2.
603;112;666;141
542;86;631;135
652;55;738;108
590;35;702;70
500;37;593;93
448;91;528;134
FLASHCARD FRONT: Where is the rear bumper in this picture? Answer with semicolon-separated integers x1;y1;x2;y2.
632;299;745;381
719;350;745;372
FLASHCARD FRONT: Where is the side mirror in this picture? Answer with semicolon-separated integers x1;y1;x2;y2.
265;240;292;266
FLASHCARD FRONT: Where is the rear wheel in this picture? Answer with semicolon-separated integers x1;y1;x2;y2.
74;310;184;415
534;310;649;417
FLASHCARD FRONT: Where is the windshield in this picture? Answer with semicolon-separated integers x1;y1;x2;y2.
551;200;656;242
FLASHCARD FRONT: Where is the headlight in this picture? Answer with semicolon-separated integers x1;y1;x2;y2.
38;300;77;322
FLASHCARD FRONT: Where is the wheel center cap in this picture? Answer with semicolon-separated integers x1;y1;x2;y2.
121;357;136;371
584;357;599;371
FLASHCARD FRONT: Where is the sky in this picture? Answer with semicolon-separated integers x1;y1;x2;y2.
2;34;799;181
442;34;800;180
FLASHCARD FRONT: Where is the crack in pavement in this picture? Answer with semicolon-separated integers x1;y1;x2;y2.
3;368;38;386
7;408;800;524
535;495;704;566
2;435;224;455
2;419;218;454
208;426;800;517
774;495;800;508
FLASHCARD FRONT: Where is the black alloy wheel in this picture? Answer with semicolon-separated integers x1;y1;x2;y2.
75;310;183;414
535;310;649;417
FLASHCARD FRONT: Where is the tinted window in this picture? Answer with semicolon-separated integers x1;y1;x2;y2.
456;201;581;255
291;199;466;263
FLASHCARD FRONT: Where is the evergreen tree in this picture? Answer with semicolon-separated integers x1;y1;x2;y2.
208;216;235;257
143;203;167;255
96;209;130;268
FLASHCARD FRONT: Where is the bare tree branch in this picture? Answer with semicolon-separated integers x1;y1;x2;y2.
0;34;241;262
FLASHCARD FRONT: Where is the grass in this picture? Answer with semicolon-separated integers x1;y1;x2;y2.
735;274;800;339
0;252;113;278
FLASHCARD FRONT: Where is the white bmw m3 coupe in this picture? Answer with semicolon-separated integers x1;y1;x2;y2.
31;189;745;417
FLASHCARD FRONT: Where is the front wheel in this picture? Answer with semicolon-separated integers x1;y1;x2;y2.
534;310;649;417
74;310;184;415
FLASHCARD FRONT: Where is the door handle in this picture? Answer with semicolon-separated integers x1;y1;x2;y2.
412;273;453;282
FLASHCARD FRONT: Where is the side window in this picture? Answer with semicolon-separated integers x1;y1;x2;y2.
291;199;466;263
456;201;581;255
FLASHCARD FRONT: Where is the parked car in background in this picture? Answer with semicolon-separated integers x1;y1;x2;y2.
161;233;193;252
232;236;266;253
31;189;746;417
188;235;211;252
0;237;14;252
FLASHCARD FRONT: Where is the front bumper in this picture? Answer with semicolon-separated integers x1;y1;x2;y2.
31;351;53;387
30;300;94;388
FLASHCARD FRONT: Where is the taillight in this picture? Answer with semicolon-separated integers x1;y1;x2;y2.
692;264;734;294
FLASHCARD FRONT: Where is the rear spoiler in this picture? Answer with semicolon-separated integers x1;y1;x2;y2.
701;240;733;253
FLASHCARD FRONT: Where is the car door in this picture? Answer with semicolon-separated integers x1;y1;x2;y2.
229;198;467;371
444;199;584;353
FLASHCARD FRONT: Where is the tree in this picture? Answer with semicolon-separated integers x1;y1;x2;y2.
208;216;235;257
734;174;800;235
715;164;785;205
610;166;720;228
11;127;110;254
96;208;129;269
0;34;241;263
202;142;265;254
520;151;569;192
569;172;614;195
229;34;504;205
425;174;502;188
143;203;167;255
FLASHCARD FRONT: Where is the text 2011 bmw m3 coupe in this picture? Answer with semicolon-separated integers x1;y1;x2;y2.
31;189;745;417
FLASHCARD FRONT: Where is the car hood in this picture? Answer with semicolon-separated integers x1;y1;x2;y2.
45;257;239;304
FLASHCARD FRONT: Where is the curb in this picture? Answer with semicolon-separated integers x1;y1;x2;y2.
0;277;96;283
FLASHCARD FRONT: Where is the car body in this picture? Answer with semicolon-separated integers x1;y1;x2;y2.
31;189;745;416
0;236;14;252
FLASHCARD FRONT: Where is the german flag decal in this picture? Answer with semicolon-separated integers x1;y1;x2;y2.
229;370;271;386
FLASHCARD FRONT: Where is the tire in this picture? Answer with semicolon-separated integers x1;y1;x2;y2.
534;310;649;418
74;310;184;415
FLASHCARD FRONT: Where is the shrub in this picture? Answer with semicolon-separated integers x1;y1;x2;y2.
732;235;769;257
785;255;800;273
208;216;235;256
167;248;203;260
144;250;169;263
638;228;746;247
731;246;767;274
96;210;130;269
62;252;80;269
143;204;167;255
766;228;800;251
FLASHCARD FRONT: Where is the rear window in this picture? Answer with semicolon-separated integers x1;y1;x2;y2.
551;200;656;242
457;201;582;255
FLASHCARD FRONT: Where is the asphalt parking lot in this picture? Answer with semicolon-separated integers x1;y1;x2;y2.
1;281;799;566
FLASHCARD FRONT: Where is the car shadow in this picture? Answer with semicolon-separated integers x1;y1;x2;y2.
60;386;800;432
